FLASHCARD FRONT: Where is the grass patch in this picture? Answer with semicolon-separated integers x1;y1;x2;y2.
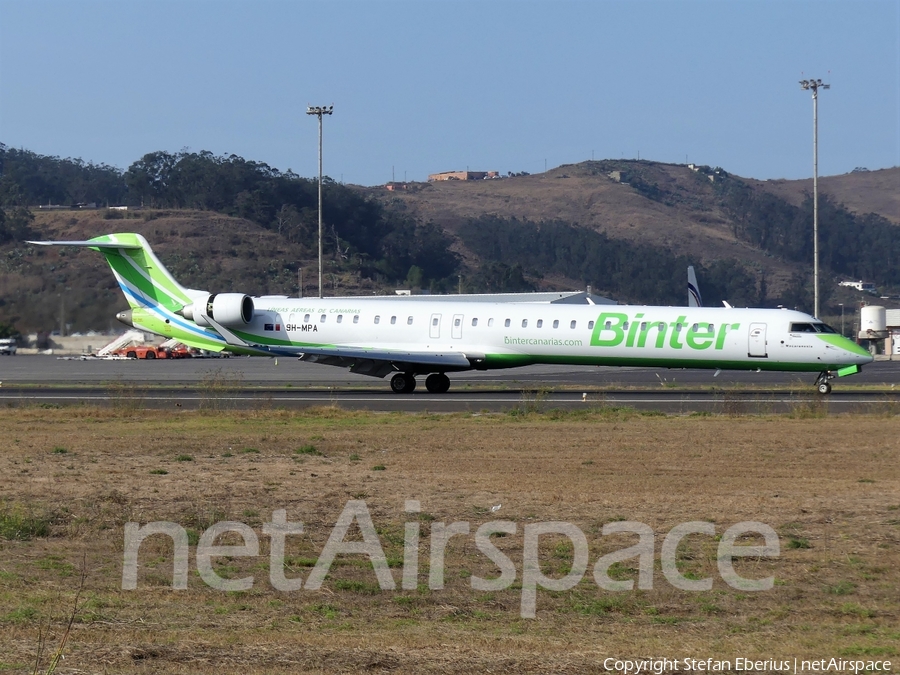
333;579;382;594
825;581;857;596
0;504;52;540
295;444;322;456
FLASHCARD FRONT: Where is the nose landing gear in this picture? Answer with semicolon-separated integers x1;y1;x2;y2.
815;371;834;395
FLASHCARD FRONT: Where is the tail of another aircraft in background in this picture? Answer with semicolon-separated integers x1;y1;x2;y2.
688;265;702;307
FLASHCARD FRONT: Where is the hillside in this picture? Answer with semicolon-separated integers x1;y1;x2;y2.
2;158;897;334
371;161;773;274
370;161;900;295
747;167;900;225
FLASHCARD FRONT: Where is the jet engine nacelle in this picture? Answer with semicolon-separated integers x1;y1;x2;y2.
180;293;254;328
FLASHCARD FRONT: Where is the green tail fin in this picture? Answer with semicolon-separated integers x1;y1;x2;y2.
29;233;194;312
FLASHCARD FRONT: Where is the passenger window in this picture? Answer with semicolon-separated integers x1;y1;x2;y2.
553;319;559;329
488;318;494;327
570;320;576;329
375;316;380;324
432;317;439;326
706;323;713;332
336;315;343;324
505;319;511;327
604;321;612;330
691;323;698;332
658;322;666;331
537;319;543;328
472;318;478;327
391;316;397;325
353;315;359;324
407;316;413;325
675;323;682;332
304;314;310;323
623;321;629;330
588;321;594;330
454;318;461;327
640;322;647;331
320;314;326;323
522;319;528;328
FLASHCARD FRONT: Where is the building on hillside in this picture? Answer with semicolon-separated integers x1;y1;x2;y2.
428;170;499;181
385;182;410;191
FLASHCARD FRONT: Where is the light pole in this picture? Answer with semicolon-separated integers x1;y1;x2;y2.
799;78;829;318
306;104;333;298
839;302;844;336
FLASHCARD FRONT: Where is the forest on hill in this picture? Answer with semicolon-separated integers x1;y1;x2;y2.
0;143;896;333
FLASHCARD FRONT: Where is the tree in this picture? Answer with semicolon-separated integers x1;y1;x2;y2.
0;206;35;243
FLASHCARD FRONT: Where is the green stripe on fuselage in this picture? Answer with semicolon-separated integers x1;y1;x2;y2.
816;334;871;358
480;353;858;372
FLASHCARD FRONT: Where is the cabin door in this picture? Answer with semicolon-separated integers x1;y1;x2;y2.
748;323;767;358
429;313;441;339
451;314;464;340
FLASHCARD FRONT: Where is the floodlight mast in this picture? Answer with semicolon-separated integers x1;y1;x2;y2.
306;105;334;298
799;79;829;318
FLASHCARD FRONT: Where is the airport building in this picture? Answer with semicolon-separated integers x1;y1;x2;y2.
428;170;499;181
888;309;900;356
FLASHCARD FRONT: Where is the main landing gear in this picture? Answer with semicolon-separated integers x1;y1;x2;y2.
390;372;416;394
425;373;451;394
389;372;452;394
815;371;834;395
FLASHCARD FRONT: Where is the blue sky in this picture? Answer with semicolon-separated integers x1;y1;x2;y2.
1;0;898;186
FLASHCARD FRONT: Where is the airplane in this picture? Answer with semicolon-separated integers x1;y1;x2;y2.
29;233;873;395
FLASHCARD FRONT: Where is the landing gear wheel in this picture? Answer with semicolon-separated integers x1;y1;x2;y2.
425;373;451;394
814;371;834;395
390;373;417;394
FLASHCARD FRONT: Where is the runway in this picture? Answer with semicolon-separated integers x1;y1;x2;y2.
1;355;897;413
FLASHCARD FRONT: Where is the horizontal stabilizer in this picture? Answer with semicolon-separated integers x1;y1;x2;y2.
28;239;143;249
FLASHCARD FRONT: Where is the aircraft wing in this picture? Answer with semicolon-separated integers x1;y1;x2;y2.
293;345;475;378
247;343;473;378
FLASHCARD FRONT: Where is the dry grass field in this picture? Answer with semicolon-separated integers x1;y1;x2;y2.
1;406;898;673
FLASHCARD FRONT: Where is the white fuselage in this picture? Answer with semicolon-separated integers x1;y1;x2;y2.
237;298;869;374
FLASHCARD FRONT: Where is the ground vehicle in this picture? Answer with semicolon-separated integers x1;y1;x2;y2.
0;338;17;355
117;345;166;359
113;344;192;359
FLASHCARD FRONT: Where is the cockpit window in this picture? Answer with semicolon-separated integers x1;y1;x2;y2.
790;322;838;334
